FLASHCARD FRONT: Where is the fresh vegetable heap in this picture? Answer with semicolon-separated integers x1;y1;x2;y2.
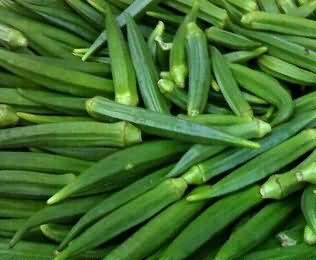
1;0;316;259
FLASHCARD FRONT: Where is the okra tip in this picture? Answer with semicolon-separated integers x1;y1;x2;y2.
186;186;213;201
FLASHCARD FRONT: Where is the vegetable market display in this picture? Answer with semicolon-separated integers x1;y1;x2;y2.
1;0;316;259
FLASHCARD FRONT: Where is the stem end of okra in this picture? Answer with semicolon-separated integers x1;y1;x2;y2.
256;119;272;138
158;79;175;94
295;162;316;184
260;175;282;199
182;165;205;185
168;178;188;198
304;225;316;245
0;104;18;128
171;65;187;88
123;122;142;146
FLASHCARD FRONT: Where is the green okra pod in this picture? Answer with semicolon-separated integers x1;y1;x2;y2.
126;14;169;113
301;185;316;234
16;113;92;124
211;47;253;117
0;104;18;128
58;164;173;251
86;96;259;148
161;185;263;260
0;151;91;174
215;198;298;260
206;27;261;50
169;0;199;88
54;178;188;260
47;141;188;205
224;47;268;63
0;71;37;88
0;121;141;149
10;195;106;248
257;0;280;13
106;5;138;106
186;22;211;116
188;129;316;200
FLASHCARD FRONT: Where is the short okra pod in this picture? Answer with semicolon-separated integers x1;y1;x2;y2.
126;14;170;113
0;104;18;128
301;185;316;234
54;178;188;260
58;164;173;251
160;185;263;260
186;22;211;116
10;195;107;247
106;5;139;106
188;129;316;201
169;0;199;88
242;11;316;38
215;197;298;260
205;27;261;50
86;96;259;148
258;55;316;86
211;47;253;117
47;141;188;205
224;46;268;63
0;121;141;149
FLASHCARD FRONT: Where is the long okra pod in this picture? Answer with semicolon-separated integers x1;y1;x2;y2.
58;165;173;251
0;151;91;174
215;198;298;260
105;198;206;260
86;96;259;148
169;1;199;88
211;47;253;117
186;22;211;116
47;141;188;205
161;185;263;260
0;121;141;149
189;129;316;200
106;5;138;106
126;14;169;113
10;195;106;247
181;111;316;185
54;178;187;260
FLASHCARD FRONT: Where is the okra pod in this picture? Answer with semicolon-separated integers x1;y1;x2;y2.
10;195;106;247
105;198;206;260
224;47;268;63
189;129;316;200
54;178;187;260
86;96;259;148
161;185;263;260
186;22;211;116
301;185;316;234
58;164;173;251
17;113;92;124
206;27;261;50
0;104;18;128
0;151;91;174
258;55;316;86
257;0;280;13
47;141;188;205
169;1;199;88
215;198;298;260
211;47;253;117
0;121;141;149
126;14;169;113
106;5;138;106
0;71;37;88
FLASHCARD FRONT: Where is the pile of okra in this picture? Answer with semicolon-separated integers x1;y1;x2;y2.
3;0;316;259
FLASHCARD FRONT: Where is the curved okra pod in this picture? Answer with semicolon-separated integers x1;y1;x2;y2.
0;121;141;149
205;27;261;50
224;46;268;63
0;151;91;174
211;47;253;117
0;104;18;128
215;198;298;260
231;64;294;126
104;198;206;260
242;11;316;38
47;141;188;205
301;185;316;234
58;164;173;251
188;129;316;200
160;185;263;260
169;0;199;88
258;55;316;86
126;14;170;113
54;178;188;260
186;22;211;116
86;96;259;148
9;195;106;248
106;5;138;106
